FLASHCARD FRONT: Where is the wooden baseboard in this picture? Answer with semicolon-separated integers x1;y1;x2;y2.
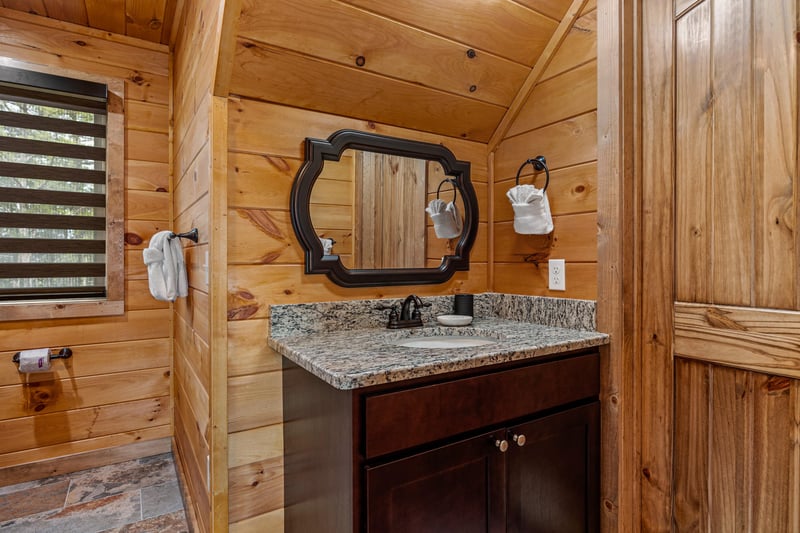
0;436;172;488
172;438;202;533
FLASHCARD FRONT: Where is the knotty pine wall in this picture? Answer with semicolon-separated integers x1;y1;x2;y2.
492;4;598;299
172;1;228;532
225;98;489;531
0;10;172;479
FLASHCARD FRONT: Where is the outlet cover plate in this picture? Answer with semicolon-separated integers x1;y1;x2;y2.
549;259;566;291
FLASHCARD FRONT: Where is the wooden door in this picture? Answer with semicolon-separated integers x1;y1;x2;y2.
506;402;599;533
636;0;800;529
365;430;506;533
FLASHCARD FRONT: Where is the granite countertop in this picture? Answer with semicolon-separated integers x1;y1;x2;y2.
268;293;610;390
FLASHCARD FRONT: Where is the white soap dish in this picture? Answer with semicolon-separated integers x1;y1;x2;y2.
436;314;473;327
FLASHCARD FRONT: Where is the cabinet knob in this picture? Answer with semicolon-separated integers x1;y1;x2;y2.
495;439;509;452
512;434;526;447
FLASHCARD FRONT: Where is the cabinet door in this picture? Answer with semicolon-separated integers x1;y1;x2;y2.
365;430;506;533
506;402;599;533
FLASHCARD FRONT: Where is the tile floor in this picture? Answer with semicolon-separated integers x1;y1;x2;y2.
0;453;189;532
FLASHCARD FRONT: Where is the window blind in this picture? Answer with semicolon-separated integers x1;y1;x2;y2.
0;65;109;301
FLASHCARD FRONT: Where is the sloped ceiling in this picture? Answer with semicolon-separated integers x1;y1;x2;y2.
0;0;178;44
222;0;587;143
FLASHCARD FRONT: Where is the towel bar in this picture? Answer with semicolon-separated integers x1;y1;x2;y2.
12;347;73;364
168;228;199;243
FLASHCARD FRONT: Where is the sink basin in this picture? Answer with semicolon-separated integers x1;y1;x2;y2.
389;335;498;349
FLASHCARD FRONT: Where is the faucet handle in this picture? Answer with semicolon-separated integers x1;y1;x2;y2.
375;304;399;328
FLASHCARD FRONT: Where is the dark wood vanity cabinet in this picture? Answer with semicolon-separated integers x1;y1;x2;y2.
283;350;600;533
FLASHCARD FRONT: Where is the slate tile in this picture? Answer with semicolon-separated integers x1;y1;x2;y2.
0;479;69;522
66;454;176;506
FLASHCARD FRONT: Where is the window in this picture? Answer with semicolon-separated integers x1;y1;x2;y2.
0;64;124;320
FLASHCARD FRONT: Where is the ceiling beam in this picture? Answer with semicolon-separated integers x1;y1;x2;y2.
214;0;242;97
487;0;588;152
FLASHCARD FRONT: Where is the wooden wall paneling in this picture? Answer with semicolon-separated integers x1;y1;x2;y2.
0;397;169;455
174;406;211;533
640;0;675;530
505;59;597;137
227;99;489;176
493;213;597;263
0;338;169;386
126;189;170;220
0;425;171;471
237;0;529;107
124;0;167;42
675;2;712;303
228;424;282;470
341;0;557;67
127;130;169;164
709;0;753;306
227;371;282;433
127;160;169;192
229;509;284;533
0;7;168;75
126;279;170;310
427;222;489;264
673;359;710;531
0;367;169;421
0;309;171;351
493;112;597;180
126;99;170;132
488;0;588;151
174;312;211;393
227;263;488;318
230;39;505;142
84;0;125;35
228;208;306;265
514;0;573;21
227;320;282;377
492;262;596;299
752;0;797;309
542;10;597;81
185;243;211;294
228;153;299;210
228;456;283;524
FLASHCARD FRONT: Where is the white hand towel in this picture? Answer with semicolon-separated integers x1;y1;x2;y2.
319;237;334;255
506;184;554;235
426;199;463;239
143;230;189;302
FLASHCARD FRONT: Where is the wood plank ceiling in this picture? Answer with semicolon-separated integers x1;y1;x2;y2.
227;0;578;142
0;0;177;44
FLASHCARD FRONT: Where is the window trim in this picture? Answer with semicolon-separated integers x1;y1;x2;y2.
0;60;125;321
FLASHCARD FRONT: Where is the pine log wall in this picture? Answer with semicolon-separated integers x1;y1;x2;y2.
491;4;598;299
0;10;172;481
172;1;228;531
224;99;489;531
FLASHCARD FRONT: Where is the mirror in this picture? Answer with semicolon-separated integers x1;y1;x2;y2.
290;129;478;287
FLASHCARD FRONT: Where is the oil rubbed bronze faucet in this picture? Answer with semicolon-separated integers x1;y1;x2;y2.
376;294;430;329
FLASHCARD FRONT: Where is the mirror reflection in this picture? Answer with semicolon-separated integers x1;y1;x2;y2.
309;149;465;270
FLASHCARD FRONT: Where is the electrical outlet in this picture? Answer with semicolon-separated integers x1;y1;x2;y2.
549;259;566;291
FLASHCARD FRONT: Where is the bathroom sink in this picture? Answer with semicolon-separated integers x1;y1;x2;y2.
388;335;498;349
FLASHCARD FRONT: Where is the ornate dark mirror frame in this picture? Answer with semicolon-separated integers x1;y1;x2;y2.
290;129;479;287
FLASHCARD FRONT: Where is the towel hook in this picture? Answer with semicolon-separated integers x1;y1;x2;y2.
436;178;458;203
168;228;199;243
514;155;550;192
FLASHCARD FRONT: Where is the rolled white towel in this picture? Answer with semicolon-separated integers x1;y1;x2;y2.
426;199;463;239
507;185;553;235
142;230;189;302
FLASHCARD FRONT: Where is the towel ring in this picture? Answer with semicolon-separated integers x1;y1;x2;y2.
514;155;550;192
436;178;458;203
